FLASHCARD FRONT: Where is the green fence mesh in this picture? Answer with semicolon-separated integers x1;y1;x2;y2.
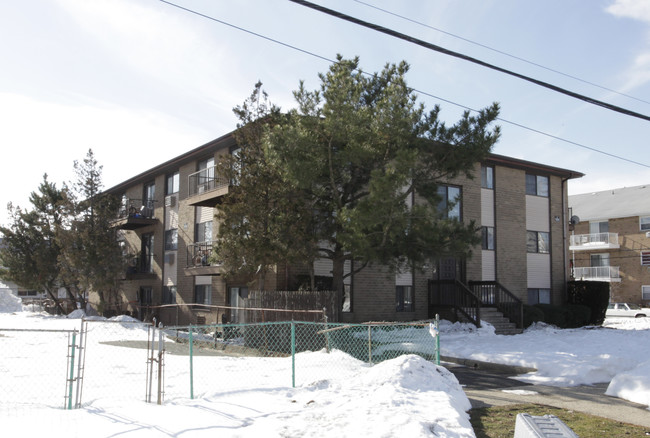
163;321;439;400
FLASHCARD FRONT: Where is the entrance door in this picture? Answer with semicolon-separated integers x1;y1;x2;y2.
429;258;464;317
138;286;152;321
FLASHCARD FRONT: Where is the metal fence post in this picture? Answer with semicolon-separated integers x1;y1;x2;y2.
435;314;441;365
67;331;77;410
368;325;372;364
291;322;296;388
189;325;194;399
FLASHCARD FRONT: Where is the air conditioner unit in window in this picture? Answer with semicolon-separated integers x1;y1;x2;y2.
165;195;177;208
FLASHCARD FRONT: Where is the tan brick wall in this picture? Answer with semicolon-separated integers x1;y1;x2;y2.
550;174;569;304
494;166;528;300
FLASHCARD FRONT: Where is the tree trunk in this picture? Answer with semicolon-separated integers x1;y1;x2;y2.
45;287;66;315
331;250;346;318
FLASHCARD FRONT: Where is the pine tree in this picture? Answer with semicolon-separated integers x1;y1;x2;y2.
0;176;67;313
268;56;501;307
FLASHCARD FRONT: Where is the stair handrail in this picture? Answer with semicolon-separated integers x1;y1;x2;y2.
468;281;523;328
429;279;481;328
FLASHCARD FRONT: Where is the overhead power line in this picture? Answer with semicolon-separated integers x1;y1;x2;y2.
352;0;650;106
157;0;650;169
289;0;650;123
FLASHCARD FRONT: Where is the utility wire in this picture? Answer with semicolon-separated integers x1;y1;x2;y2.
353;0;650;106
289;0;650;123
157;0;650;169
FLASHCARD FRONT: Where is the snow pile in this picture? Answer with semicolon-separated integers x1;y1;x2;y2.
441;317;650;409
0;289;22;313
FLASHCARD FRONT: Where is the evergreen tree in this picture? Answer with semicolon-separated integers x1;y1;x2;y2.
57;149;124;314
215;83;319;290
267;56;501;306
0;176;67;313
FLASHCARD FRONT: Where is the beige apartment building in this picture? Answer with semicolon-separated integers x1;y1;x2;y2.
569;185;650;306
103;130;582;328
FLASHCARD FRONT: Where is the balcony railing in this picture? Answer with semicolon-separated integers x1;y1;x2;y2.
187;165;229;206
111;198;158;230
569;232;619;250
573;266;621;282
185;241;224;275
125;255;155;278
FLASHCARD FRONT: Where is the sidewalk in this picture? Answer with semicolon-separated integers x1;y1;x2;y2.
442;358;650;429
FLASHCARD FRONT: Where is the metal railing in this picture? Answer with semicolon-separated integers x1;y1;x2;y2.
116;198;156;220
469;281;523;328
186;241;221;268
429;279;480;327
188;165;229;197
570;232;619;248
573;266;621;281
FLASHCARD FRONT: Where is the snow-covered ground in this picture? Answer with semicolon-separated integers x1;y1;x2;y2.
1;290;649;437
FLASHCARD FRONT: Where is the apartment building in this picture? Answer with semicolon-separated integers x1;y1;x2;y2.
569;185;650;306
103;131;583;326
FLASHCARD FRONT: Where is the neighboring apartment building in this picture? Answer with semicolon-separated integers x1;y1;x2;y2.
569;184;650;306
103;130;583;326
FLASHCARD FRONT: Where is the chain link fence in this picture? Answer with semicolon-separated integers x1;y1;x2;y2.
163;321;440;400
1;318;439;408
0;328;77;411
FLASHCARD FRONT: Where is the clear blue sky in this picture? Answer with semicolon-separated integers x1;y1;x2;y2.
2;0;650;217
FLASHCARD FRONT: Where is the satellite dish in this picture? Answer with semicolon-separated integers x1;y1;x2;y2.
569;215;580;225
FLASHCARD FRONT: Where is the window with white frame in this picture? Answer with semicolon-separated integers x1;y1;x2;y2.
396;285;414;312
641;251;650;266
589;221;608;234
164;229;178;251
641;216;650;231
642;285;650;301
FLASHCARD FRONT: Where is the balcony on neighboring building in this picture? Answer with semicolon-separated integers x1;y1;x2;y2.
111;198;158;230
187;166;229;207
184;241;224;276
569;232;619;251
573;266;621;282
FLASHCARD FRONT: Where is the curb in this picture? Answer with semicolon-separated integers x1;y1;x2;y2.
441;355;537;375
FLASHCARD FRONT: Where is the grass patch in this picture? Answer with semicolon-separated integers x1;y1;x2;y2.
469;403;649;437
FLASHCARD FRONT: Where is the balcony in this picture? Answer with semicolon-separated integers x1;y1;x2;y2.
573;266;621;282
184;241;224;276
125;255;156;280
111;199;158;230
569;233;619;251
187;166;229;207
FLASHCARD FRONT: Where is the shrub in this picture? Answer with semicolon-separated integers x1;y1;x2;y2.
533;304;592;328
523;305;544;328
567;281;609;325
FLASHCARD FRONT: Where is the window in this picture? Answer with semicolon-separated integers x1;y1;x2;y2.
138;286;153;306
162;286;177;304
641;251;650;266
194;284;212;305
482;226;495;250
481;165;494;189
396;285;414;312
525;174;549;197
164;229;178;251
643;286;650;301
141;233;154;273
591;253;610;267
437;185;461;220
589;221;608;234
641;216;650;231
195;221;213;243
143;181;155;209
528;288;550;305
527;231;549;253
166;171;179;195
